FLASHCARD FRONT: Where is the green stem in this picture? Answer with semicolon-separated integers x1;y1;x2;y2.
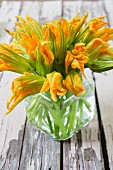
79;100;83;122
53;100;60;110
81;98;91;112
49;109;66;138
53;101;60;137
46;113;53;134
37;105;44;127
76;100;83;131
54;124;59;137
67;102;77;133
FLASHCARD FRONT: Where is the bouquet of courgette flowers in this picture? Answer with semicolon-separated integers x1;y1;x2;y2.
0;12;113;139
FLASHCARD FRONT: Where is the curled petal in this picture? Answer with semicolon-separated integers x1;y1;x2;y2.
40;79;50;92
65;51;74;74
69;12;88;30
42;26;49;41
88;16;108;32
67;12;88;46
41;72;67;101
6;74;45;114
47;23;61;46
94;28;113;37
86;38;110;53
39;43;54;65
72;43;86;54
45;22;67;64
61;18;69;40
71;59;80;70
65;50;88;77
99;48;113;57
56;18;69;40
7;15;43;61
0;44;34;74
63;72;84;96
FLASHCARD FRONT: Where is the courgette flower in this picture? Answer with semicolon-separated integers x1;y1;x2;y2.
94;28;113;42
41;72;67;101
6;15;43;61
1;12;113;114
67;12;88;47
56;18;69;40
35;42;54;76
88;16;108;32
65;43;88;77
86;38;113;72
76;16;108;44
63;72;85;96
86;38;110;64
7;73;45;114
45;22;67;64
0;44;34;74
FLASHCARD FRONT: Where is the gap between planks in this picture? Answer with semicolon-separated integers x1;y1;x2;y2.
63;1;105;170
18;1;61;170
0;1;27;170
95;1;113;169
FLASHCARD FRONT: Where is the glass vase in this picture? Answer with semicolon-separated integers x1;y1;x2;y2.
25;75;95;141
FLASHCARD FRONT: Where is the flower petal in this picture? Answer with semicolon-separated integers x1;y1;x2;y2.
6;74;45;114
63;72;84;96
41;72;67;101
0;44;34;74
72;43;86;54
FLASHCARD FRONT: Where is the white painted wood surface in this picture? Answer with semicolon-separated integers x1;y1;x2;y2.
63;2;104;169
0;1;61;170
0;1;113;170
0;2;27;170
18;1;61;169
94;1;113;169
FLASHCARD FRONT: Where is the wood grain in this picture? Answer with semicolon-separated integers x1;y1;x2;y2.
94;1;113;169
0;1;113;170
19;121;60;170
0;1;27;170
18;1;61;170
63;2;104;170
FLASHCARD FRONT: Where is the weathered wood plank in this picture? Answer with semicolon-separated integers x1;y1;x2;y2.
19;1;40;20
39;0;62;23
0;1;27;170
63;2;104;170
94;1;113;169
103;0;113;32
19;1;62;170
19;121;60;170
0;1;112;170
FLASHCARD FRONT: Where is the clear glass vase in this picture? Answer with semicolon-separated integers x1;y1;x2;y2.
25;76;95;141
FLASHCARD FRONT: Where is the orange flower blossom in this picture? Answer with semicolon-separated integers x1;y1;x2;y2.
0;12;113;113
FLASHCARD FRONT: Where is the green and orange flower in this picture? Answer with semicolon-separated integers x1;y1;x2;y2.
41;72;67;101
1;13;113;114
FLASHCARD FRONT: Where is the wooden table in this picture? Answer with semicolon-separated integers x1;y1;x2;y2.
0;1;113;169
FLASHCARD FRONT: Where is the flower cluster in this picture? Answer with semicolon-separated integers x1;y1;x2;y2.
1;12;113;114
